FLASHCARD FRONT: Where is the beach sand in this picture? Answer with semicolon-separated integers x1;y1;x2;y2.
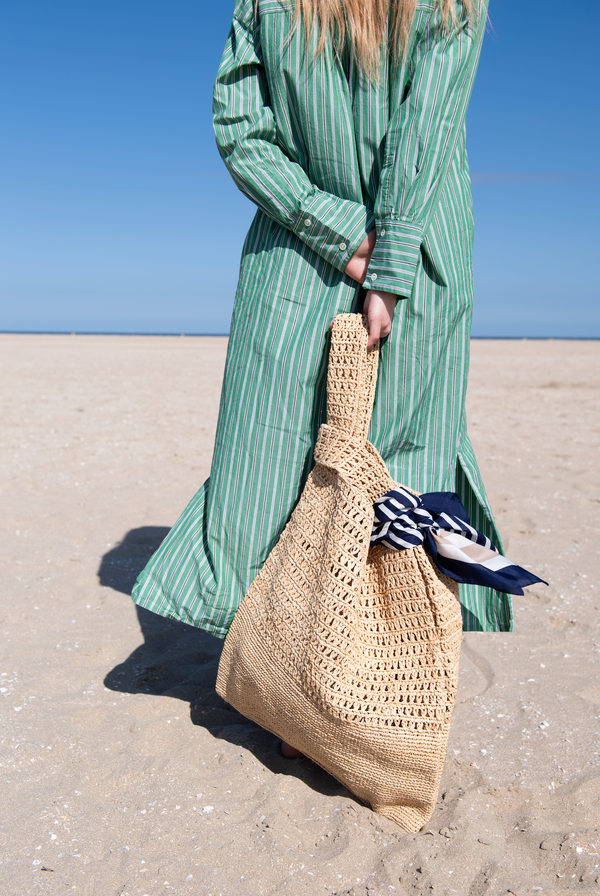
1;333;599;896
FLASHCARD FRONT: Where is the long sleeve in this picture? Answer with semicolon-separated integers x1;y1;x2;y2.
364;3;488;297
213;1;374;275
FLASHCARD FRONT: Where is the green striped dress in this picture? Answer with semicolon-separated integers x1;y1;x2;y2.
132;0;513;635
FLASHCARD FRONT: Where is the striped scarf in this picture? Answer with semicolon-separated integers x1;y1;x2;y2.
371;487;545;596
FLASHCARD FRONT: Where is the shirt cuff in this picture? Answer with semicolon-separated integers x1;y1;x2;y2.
293;190;375;274
363;219;424;297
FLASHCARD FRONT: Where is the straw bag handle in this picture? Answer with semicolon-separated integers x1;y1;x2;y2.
326;314;379;442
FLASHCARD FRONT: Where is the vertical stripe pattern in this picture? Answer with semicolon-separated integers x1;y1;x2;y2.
132;0;513;635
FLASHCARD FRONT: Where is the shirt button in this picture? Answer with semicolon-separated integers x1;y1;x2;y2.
339;242;347;251
379;228;386;236
370;272;378;281
304;218;312;227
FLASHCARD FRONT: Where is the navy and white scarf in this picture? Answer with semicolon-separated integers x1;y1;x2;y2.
371;487;545;595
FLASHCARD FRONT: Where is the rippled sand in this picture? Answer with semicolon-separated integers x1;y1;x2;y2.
1;334;599;895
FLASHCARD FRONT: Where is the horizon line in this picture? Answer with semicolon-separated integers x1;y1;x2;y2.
1;331;599;341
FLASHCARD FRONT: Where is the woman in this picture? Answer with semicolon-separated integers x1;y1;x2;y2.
133;0;512;653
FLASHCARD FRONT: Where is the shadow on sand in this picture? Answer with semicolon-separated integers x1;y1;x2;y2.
100;526;353;801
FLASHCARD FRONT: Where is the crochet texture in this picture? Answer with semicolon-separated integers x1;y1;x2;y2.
216;314;462;831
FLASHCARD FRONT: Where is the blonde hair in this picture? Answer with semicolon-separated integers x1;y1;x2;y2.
292;0;475;75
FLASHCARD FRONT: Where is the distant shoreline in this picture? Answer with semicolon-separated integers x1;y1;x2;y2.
1;331;598;340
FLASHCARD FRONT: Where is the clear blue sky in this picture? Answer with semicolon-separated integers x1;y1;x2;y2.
1;0;598;336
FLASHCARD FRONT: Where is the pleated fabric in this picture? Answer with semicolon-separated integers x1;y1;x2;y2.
132;0;512;635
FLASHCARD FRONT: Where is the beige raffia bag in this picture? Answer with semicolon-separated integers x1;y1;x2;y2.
216;313;462;832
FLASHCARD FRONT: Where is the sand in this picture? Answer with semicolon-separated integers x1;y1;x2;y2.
1;333;599;896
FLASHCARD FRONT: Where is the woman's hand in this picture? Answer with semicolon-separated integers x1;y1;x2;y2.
363;289;398;349
340;229;397;347
344;228;376;283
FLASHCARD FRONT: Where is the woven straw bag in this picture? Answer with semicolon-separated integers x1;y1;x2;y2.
216;313;462;832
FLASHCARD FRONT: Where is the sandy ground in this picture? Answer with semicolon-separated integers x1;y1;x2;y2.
1;333;599;896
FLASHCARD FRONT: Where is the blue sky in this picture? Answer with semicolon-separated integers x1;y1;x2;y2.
1;0;598;336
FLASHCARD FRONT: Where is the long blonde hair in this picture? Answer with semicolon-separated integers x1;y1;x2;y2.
293;0;475;75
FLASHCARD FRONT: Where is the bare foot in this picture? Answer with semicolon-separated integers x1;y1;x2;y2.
281;740;304;759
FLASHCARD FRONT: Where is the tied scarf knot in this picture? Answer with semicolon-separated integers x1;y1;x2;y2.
371;487;546;596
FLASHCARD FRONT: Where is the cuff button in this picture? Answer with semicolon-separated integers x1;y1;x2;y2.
304;218;312;227
370;272;378;281
339;242;347;251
